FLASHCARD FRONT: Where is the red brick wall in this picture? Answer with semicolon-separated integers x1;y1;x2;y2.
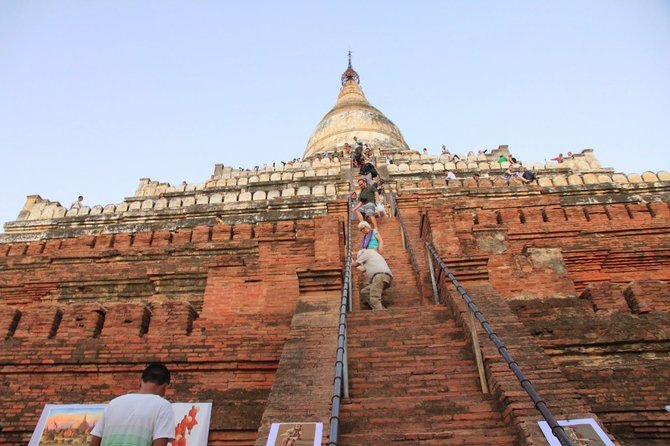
420;191;670;445
0;218;342;446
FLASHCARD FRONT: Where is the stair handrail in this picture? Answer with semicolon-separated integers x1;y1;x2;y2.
424;241;576;446
329;168;355;446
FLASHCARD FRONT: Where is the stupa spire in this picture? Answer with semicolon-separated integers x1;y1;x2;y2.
341;50;360;86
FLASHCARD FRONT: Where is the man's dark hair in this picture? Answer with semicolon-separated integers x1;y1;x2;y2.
141;363;171;385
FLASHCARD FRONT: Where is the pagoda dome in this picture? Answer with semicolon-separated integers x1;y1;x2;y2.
303;55;409;159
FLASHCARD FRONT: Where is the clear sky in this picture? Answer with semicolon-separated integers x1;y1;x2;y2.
1;1;669;230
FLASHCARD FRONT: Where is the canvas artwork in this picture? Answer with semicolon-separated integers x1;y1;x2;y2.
266;422;323;446
171;402;212;446
538;418;615;446
29;402;212;446
28;404;106;446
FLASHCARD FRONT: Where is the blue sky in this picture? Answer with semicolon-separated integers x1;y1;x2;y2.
1;1;669;230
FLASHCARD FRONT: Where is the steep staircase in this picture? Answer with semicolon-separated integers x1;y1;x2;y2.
338;216;516;445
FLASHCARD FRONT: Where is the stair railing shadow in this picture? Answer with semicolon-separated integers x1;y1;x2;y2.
422;239;576;446
386;192;423;293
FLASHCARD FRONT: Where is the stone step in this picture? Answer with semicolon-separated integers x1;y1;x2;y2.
338;395;516;445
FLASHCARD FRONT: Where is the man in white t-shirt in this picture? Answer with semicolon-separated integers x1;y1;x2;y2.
90;363;175;446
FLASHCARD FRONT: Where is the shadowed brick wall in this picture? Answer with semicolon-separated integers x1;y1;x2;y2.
0;217;343;446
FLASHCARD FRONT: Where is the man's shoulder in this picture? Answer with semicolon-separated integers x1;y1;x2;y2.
110;393;171;407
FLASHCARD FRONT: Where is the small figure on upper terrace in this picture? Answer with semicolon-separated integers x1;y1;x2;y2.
518;166;537;184
364;143;372;159
552;153;564;163
502;167;516;183
354;248;393;310
445;170;456;186
497;154;508;164
422;148;428;155
441;145;449;155
472;172;481;187
70;195;84;210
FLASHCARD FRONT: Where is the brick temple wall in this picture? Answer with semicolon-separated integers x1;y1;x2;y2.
0;217;343;446
420;191;670;445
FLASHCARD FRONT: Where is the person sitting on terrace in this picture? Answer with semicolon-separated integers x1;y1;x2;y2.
518;166;537;184
352;178;380;230
70;195;84;210
445;170;457;185
359;221;384;254
441;145;449;155
498;154;508;164
552;153;564;163
502;167;517;183
364;144;373;159
472;172;481;187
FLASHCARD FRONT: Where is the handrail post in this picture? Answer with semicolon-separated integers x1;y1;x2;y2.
426;249;440;304
468;309;489;394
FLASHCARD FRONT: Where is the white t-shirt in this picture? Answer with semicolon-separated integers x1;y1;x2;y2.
91;393;175;446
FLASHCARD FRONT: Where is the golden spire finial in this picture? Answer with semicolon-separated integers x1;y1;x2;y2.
341;50;360;86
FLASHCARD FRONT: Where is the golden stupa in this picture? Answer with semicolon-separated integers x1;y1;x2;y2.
303;54;410;159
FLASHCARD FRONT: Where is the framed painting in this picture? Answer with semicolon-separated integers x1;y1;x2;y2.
266;422;323;446
28;404;106;446
171;402;212;446
538;418;615;446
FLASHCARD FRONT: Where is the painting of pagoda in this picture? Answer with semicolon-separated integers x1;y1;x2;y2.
33;405;104;445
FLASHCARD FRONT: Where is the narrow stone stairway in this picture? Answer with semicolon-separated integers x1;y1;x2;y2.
339;216;517;445
352;216;423;309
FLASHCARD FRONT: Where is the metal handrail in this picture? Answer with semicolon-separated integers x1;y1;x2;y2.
424;241;575;446
329;172;355;446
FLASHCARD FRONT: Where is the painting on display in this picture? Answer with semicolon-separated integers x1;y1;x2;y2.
28;404;106;446
171;402;212;446
266;422;323;446
29;402;212;446
538;418;615;446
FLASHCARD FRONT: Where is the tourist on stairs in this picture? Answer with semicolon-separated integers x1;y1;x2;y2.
359;221;384;254
354;249;393;310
